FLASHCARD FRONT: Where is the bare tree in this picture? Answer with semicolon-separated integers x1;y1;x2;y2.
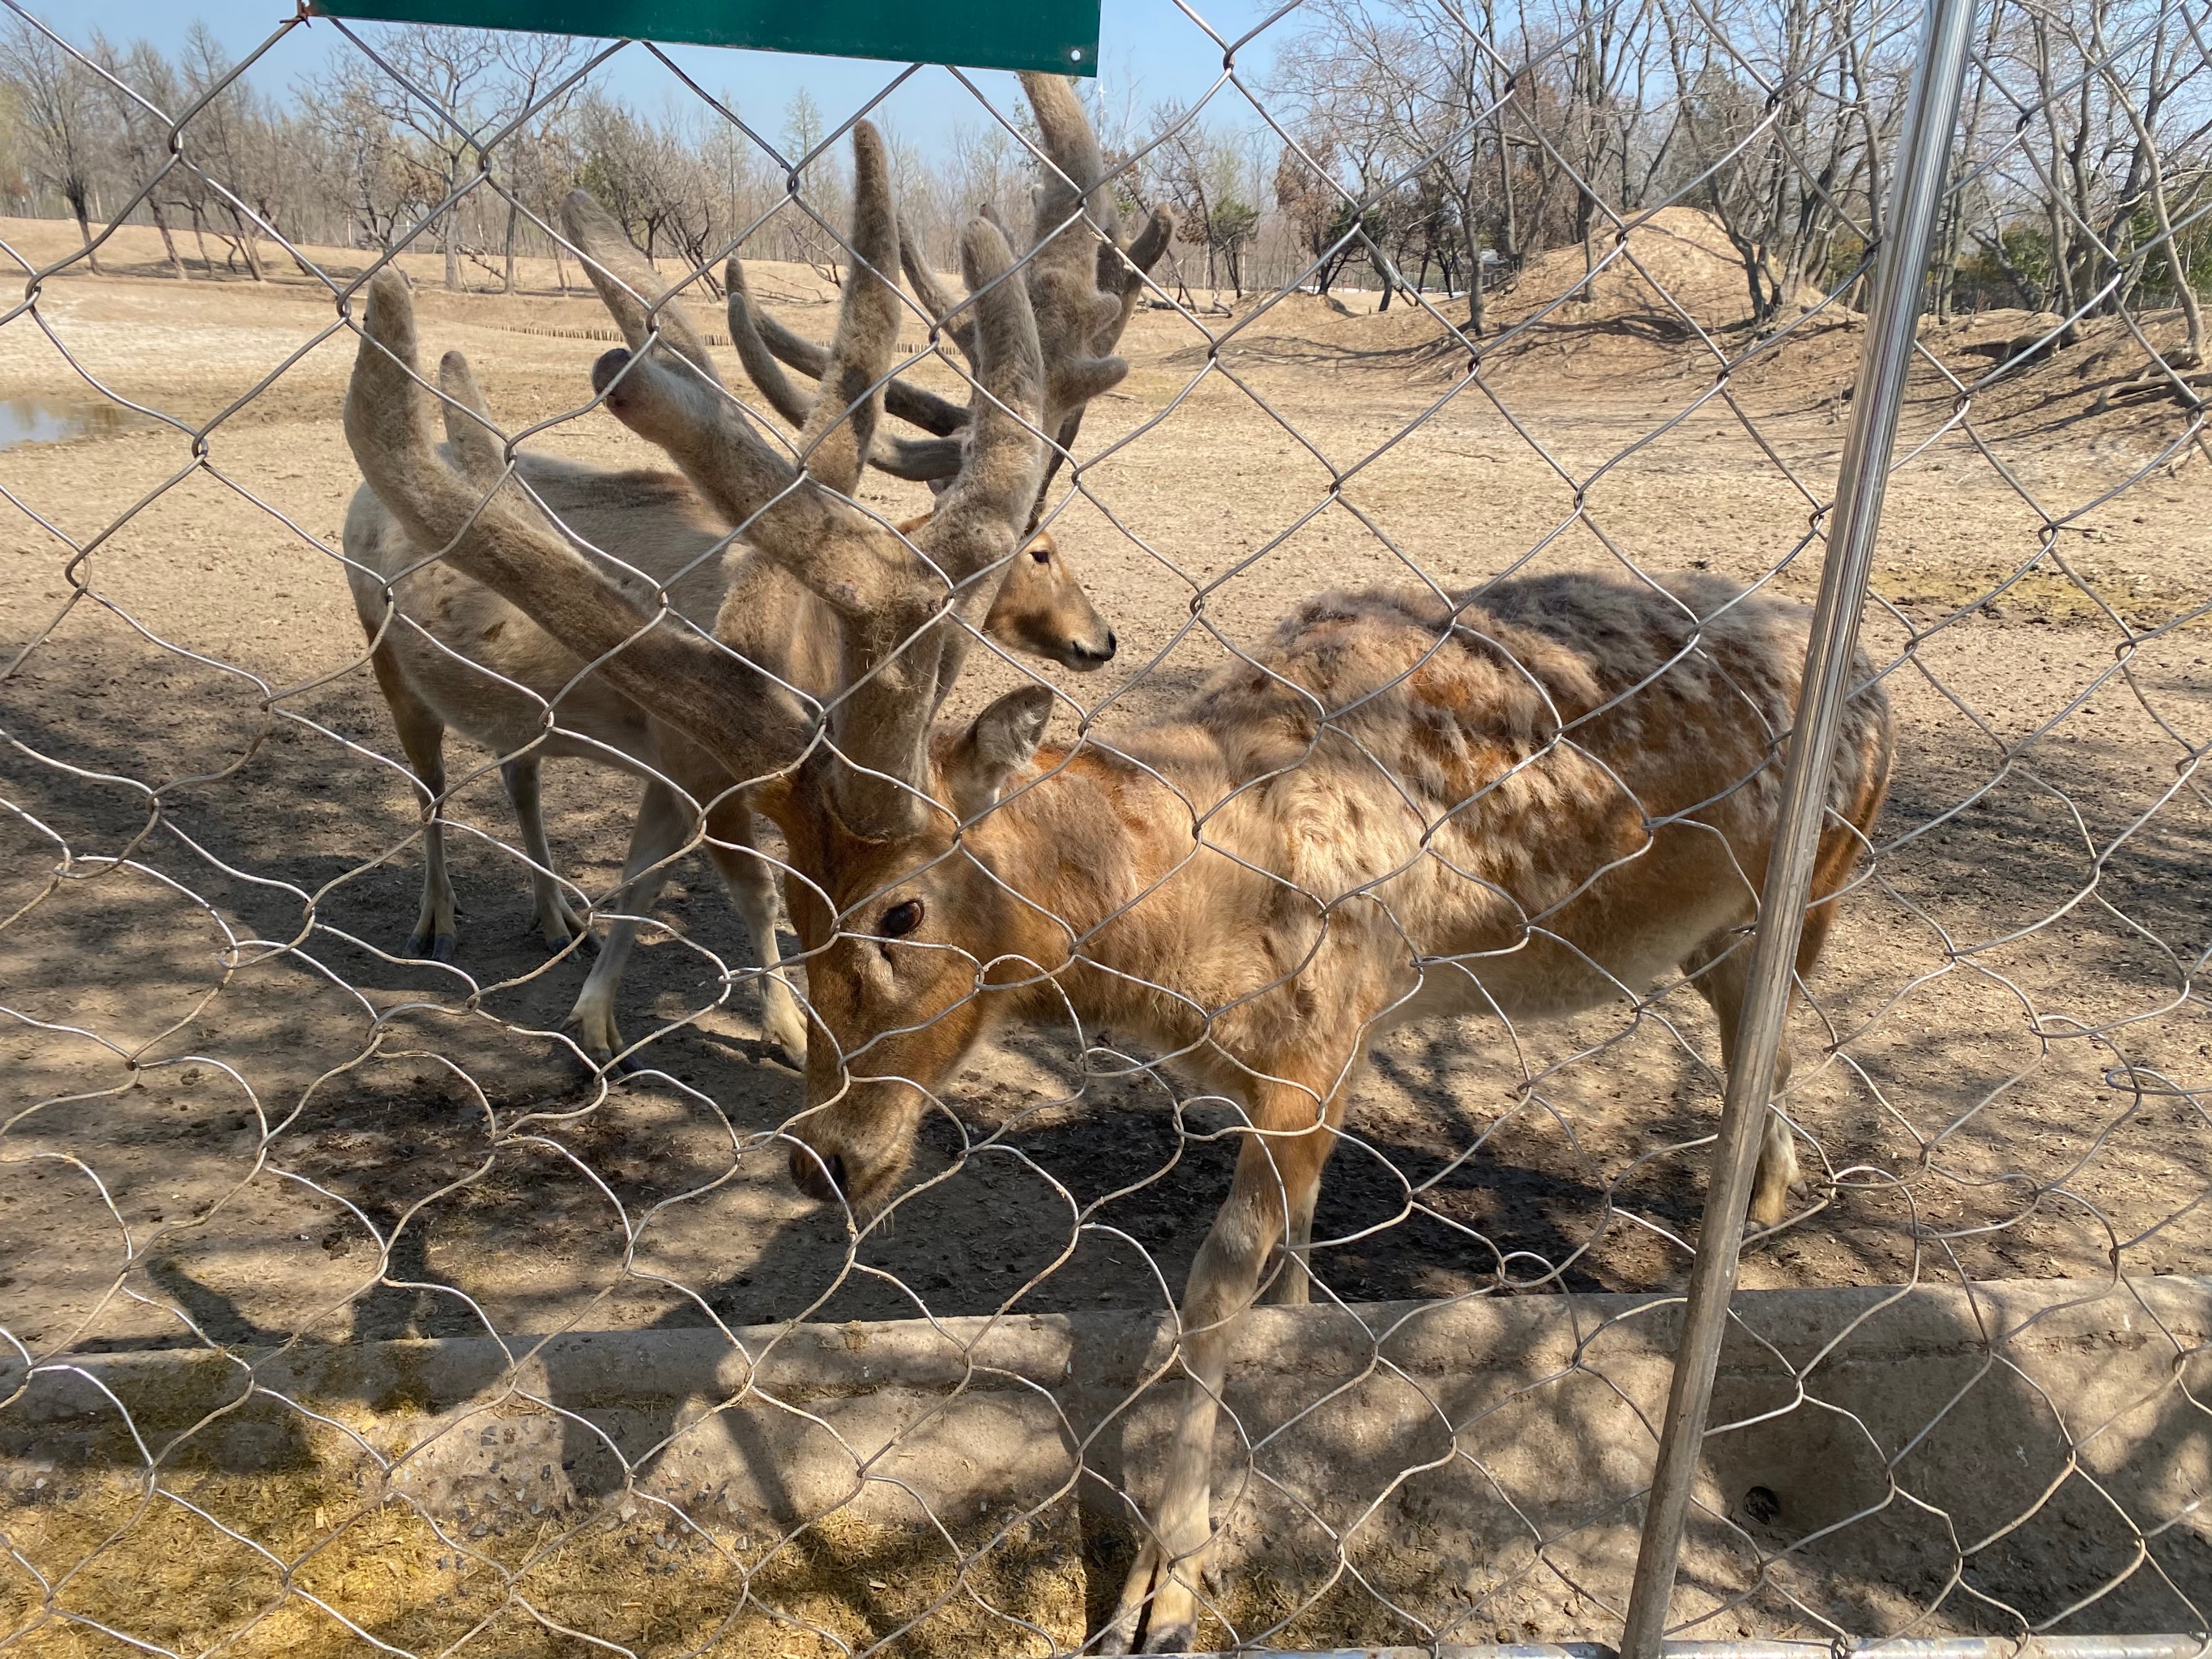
334;26;513;289
180;23;280;279
298;59;419;254
93;35;189;278
490;32;587;292
1;12;108;270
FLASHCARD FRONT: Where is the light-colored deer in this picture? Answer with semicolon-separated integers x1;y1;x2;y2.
342;73;1893;1657
339;168;1148;1065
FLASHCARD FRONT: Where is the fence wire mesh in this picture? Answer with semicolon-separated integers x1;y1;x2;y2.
0;0;2208;1653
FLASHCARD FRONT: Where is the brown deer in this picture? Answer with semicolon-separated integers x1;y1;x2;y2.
340;176;1139;1066
341;74;1892;1655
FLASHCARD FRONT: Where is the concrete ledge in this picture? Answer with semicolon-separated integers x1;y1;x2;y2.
4;1277;2209;1655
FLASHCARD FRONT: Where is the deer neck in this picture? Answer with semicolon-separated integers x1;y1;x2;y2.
963;734;1235;1044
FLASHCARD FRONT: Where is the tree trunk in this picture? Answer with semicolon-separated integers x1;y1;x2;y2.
67;187;101;275
151;204;189;279
1367;232;1393;311
226;205;265;280
1498;137;1519;270
444;164;462;291
504;198;519;293
1577;192;1596;303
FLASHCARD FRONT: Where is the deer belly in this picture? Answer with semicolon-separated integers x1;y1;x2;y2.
1395;902;1741;1029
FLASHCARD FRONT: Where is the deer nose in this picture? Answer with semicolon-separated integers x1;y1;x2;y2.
788;1144;848;1202
1067;629;1117;672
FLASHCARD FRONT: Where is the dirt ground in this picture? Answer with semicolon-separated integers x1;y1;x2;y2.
2;211;2209;1647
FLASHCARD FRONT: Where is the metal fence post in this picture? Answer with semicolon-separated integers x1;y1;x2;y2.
1615;0;1984;1651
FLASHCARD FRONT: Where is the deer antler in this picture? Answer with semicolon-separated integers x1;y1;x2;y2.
343;271;813;796
732;76;1172;521
561;178;914;626
724;252;967;479
562;122;1051;839
900;221;979;372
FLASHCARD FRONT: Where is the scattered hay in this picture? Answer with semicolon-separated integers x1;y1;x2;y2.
0;1469;1087;1657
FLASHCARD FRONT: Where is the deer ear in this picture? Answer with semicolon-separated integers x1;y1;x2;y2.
945;684;1053;822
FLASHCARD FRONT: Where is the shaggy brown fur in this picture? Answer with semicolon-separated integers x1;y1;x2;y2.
340;74;1890;1657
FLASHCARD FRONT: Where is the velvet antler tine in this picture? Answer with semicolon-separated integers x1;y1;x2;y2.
726;253;965;482
1028;203;1177;518
749;293;968;437
562;198;916;616
561;189;722;382
1015;71;1131;428
920;217;1044;578
724;254;816;429
901;220;979;370
792;121;900;497
436;350;506;484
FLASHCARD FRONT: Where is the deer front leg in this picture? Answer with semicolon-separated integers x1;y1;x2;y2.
566;776;689;1068
501;755;590;953
1100;1082;1339;1654
699;798;808;1067
1266;1176;1320;1307
367;641;457;963
408;783;457;965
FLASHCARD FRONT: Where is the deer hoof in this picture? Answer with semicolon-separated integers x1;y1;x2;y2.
1142;1610;1198;1655
1090;1541;1156;1654
1743;1190;1793;1238
565;1012;627;1073
1093;1539;1202;1657
536;912;596;956
407;928;458;964
763;1017;809;1071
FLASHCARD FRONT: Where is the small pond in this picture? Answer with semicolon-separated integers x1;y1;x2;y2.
0;395;155;451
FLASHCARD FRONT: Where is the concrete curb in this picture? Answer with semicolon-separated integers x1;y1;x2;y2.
5;1276;2209;1649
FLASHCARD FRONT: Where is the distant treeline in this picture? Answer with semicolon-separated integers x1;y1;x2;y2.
2;0;2206;352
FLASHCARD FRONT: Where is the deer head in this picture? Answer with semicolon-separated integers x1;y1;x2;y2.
343;74;1153;1220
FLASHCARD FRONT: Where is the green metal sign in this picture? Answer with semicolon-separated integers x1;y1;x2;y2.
310;0;1100;75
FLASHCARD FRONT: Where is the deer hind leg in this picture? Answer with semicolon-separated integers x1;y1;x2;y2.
369;641;457;963
1102;1072;1346;1655
500;754;589;953
1685;930;1803;1230
566;776;690;1068
699;797;808;1067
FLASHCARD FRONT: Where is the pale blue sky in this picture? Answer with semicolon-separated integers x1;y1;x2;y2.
19;0;1295;155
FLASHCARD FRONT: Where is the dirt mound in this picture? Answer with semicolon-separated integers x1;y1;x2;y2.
1185;207;1823;382
1506;207;1798;335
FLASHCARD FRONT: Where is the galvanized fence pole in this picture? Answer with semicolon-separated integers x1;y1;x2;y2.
1615;0;1984;1651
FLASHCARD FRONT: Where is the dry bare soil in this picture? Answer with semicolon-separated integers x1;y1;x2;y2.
2;211;2208;1652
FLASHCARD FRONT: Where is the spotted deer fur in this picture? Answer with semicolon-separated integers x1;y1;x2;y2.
340;72;1891;1657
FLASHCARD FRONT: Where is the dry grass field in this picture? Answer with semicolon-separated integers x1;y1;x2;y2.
1;208;2209;1648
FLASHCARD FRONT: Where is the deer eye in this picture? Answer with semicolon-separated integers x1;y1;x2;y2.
1029;545;1051;564
879;898;925;939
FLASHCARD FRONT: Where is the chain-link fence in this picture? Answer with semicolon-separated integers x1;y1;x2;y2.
2;0;2208;1652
